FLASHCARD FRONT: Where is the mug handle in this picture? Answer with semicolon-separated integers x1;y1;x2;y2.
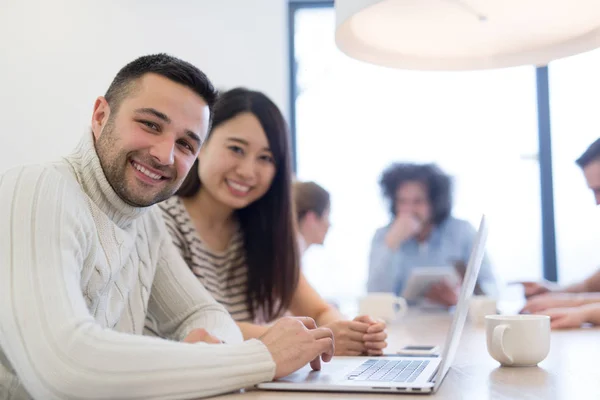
491;324;513;365
394;297;408;317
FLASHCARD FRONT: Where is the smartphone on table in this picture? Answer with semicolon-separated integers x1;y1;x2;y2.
397;345;440;356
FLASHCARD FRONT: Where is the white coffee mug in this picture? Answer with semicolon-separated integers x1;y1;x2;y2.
358;293;408;322
485;315;550;367
469;295;498;326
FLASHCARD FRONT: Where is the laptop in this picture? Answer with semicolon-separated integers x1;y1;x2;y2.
257;215;489;394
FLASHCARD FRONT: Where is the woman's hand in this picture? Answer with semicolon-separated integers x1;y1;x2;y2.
324;315;387;356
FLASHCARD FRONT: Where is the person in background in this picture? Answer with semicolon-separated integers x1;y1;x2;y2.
161;88;387;356
292;180;342;310
293;180;331;255
367;163;497;306
519;138;600;329
0;54;335;400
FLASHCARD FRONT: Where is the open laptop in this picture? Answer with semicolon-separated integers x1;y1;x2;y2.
257;215;489;394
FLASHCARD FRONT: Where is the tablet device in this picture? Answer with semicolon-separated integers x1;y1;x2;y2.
401;266;460;301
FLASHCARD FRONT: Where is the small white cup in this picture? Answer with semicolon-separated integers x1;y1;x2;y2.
485;315;551;367
358;293;408;322
469;295;498;326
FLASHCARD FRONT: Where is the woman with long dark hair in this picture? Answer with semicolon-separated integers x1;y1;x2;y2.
160;88;387;355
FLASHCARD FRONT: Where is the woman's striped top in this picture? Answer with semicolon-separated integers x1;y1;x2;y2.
159;196;252;322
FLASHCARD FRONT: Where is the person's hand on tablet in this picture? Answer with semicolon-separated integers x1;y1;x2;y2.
425;279;459;306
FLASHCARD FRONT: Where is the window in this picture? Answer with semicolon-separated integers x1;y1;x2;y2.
550;49;600;284
292;6;543;301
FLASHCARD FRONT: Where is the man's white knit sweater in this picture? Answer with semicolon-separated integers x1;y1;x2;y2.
0;132;275;399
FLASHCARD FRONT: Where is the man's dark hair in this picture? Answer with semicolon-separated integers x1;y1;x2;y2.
104;53;218;116
379;163;452;225
576;138;600;168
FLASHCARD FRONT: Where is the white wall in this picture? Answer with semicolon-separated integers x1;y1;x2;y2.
0;0;288;172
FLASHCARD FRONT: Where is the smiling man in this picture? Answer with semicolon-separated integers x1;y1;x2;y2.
94;73;206;207
0;54;334;400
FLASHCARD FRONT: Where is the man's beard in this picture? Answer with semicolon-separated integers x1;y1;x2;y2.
94;121;179;207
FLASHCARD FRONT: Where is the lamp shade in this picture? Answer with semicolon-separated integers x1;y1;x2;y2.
335;0;600;70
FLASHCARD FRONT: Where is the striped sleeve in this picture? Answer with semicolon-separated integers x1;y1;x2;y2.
159;200;188;254
159;199;254;322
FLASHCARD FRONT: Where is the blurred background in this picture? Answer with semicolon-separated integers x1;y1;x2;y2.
1;0;599;306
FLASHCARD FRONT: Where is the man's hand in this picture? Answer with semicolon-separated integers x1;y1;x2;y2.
259;317;334;379
183;328;223;344
323;316;387;356
521;293;584;314
537;307;589;329
512;280;560;298
425;279;459;307
384;213;421;249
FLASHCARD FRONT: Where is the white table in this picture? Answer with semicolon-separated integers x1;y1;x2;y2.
214;312;599;399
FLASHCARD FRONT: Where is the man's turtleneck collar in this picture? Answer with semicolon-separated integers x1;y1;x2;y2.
64;131;150;229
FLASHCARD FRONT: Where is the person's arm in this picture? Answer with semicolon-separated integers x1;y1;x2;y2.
237;322;269;340
541;303;600;329
235;275;347;342
234;272;341;339
562;282;588;293
367;228;401;293
152;206;242;343
158;208;271;342
237;272;366;351
565;270;600;293
288;272;344;326
288;273;388;356
0;167;275;400
581;303;600;325
519;270;600;298
521;292;600;314
147;212;247;344
578;292;600;304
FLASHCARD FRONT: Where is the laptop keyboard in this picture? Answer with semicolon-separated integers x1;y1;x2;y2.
346;359;430;382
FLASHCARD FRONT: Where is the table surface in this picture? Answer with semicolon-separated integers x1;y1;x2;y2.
213;311;599;400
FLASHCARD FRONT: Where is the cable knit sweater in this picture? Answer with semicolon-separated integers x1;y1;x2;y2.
0;132;275;400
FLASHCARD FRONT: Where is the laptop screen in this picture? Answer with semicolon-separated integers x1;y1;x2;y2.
433;215;489;391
